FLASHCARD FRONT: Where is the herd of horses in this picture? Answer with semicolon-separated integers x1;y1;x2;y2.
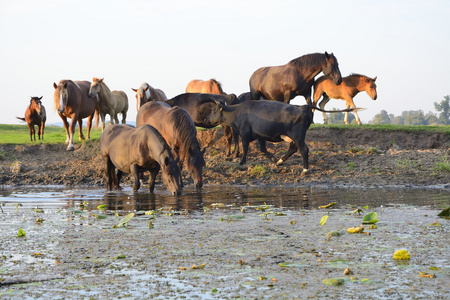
16;52;378;195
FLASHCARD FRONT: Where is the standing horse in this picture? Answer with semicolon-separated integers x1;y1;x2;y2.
53;80;99;151
132;82;167;111
88;78;129;131
313;74;377;125
186;79;224;94
136;101;205;191
249;52;342;105
16;96;47;141
100;124;182;194
184;79;237;156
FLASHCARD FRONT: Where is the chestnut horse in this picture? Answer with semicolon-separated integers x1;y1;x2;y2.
313;74;377;125
16;96;47;141
186;79;224;94
132;82;167;111
88;78;129;131
249;52;342;105
100;124;182;194
53;80;99;151
136;101;205;191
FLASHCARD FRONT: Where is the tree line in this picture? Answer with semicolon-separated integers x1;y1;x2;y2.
324;95;450;125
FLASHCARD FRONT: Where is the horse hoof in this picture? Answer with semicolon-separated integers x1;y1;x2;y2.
300;169;309;177
276;159;284;166
66;145;74;151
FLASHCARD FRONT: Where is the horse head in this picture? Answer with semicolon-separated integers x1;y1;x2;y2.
186;146;205;191
323;52;342;85
30;96;43;115
205;100;224;126
365;76;377;100
89;77;104;97
53;82;69;113
132;83;150;111
160;155;183;195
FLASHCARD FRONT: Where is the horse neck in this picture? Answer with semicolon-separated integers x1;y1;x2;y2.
98;83;114;104
221;105;239;126
348;76;368;93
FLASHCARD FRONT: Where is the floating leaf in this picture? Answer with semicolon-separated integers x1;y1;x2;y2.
33;207;44;213
418;272;436;278
96;215;107;219
393;249;410;260
117;213;135;227
97;204;106;210
320;215;329;226
362;212;379;224
352;208;363;215
191;263;205;269
347;226;364;233
223;215;245;220
17;228;26;237
320;202;337;209
322;278;345;286
428;220;440;226
437;207;450;218
279;262;309;268
116;254;126;259
211;288;218;293
326;230;343;238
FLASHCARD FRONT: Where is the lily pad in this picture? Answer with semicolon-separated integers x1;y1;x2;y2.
326;230;343;238
320;202;337;209
322;278;345;286
97;204;107;210
393;249;410;260
362;212;379;224
347;226;364;233
17;228;26;238
117;213;135;227
320;215;329;226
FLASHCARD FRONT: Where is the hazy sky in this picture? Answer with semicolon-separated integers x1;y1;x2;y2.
1;0;449;125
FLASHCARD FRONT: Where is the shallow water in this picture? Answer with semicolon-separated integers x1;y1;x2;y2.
1;185;449;299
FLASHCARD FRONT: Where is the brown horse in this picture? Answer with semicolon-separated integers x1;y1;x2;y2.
313;74;377;125
186;79;224;94
88;78;128;131
136;101;205;191
100;124;182;195
53;80;99;151
132;82;167;111
249;52;342;105
16;96;47;141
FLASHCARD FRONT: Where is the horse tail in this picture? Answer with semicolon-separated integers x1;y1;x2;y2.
94;104;100;129
16;117;26;122
306;104;365;114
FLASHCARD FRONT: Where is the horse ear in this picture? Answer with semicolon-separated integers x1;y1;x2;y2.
143;86;149;91
131;88;138;92
63;82;68;88
325;51;329;58
39;96;43;100
373;76;377;82
53;82;58;89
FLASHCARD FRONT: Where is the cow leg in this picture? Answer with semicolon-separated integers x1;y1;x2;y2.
319;95;330;124
295;138;309;176
258;139;276;163
276;142;298;165
148;166;161;193
239;139;250;165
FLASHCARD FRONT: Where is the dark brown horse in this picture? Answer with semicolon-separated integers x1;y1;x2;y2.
53;80;99;151
313;74;377;125
249;52;342;105
132;82;167;111
100;124;182;195
16;96;47;141
136;101;205;191
186;79;224;94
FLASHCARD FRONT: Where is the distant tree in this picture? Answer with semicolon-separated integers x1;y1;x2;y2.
391;115;404;125
425;112;439;125
372;110;391;124
434;96;450;125
402;110;426;125
326;108;355;124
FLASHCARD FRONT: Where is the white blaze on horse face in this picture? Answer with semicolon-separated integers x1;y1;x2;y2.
59;93;64;111
145;88;151;100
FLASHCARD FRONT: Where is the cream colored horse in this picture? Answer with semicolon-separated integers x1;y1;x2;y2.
186;79;224;94
89;78;129;131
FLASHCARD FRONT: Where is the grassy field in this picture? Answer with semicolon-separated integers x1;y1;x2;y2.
0;124;449;145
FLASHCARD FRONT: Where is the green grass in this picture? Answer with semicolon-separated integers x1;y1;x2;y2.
434;155;450;172
310;124;450;136
0;124;102;145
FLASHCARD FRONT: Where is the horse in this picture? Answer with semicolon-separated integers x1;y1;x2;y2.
100;124;182;195
16;96;47;141
186;79;224;94
88;78;129;131
132;82;167;111
136;101;205;191
313;74;377;125
249;52;342;105
53;80;99;151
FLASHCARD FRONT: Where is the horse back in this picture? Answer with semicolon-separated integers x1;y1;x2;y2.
65;80;98;118
112;90;129;112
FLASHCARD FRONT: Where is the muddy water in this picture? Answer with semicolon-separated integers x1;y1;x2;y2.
1;185;449;299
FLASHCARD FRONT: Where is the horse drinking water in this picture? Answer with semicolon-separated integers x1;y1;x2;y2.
249;52;342;105
88;78;129;131
53;80;99;151
313;74;377;125
16;96;47;141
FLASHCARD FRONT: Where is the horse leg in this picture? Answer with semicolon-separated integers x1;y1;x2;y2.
121;111;127;124
258;139;276;163
346;98;361;125
233;129;240;157
239;139;250;165
131;164;141;191
319;95;330;124
27;124;34;141
116;169;124;190
105;156;114;190
40;122;44;140
66;115;77;151
276;142;298;166
77;118;85;141
37;123;42;140
114;113;120;125
148;166;161;193
60;115;70;145
100;112;106;131
86;113;94;140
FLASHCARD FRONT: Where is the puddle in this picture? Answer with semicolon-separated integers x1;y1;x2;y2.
0;185;449;298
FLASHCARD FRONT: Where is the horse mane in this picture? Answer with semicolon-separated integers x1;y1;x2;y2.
348;73;371;81
168;107;205;169
210;79;224;94
93;78;111;93
288;53;328;71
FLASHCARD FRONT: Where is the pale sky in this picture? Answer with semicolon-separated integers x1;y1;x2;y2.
1;0;449;125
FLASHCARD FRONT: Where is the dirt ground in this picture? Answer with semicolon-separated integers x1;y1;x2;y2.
1;127;449;189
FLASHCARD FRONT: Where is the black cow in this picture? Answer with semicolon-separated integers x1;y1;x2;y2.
206;100;315;175
164;93;240;156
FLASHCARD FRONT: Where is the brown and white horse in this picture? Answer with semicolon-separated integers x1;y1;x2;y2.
16;96;47;141
88;77;128;131
313;74;377;125
132;82;167;111
53;80;99;150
